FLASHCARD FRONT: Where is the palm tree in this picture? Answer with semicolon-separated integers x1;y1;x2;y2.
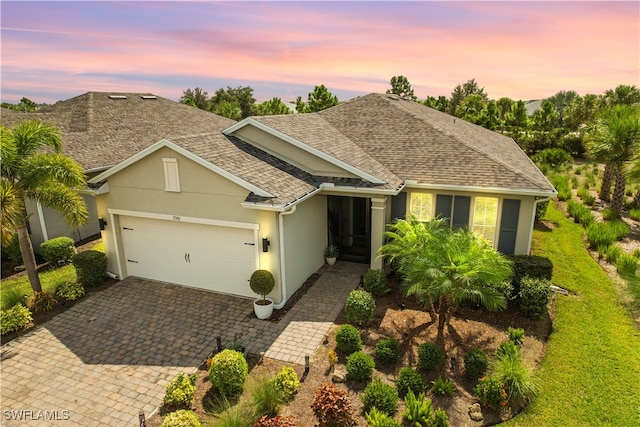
586;105;640;214
379;218;512;344
1;120;88;293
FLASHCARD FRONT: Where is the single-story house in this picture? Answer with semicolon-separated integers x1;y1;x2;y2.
87;93;556;307
1;92;235;249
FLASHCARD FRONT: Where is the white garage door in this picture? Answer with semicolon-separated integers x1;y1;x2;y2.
119;216;258;297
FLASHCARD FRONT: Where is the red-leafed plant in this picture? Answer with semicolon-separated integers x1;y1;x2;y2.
310;382;356;427
252;415;296;427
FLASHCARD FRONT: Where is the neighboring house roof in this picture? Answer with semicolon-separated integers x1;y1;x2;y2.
1;92;235;173
525;99;544;116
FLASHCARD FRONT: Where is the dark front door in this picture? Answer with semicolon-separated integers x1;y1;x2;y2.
327;195;371;264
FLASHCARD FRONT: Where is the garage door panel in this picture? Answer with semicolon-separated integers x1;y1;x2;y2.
119;215;258;297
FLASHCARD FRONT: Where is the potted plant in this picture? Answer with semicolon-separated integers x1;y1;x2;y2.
249;269;275;319
325;244;339;266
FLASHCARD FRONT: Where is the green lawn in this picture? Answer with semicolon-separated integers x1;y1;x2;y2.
0;265;77;310
505;202;640;426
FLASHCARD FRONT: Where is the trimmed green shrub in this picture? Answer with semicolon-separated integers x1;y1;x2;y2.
508;327;525;346
396;367;426;397
55;280;85;301
518;276;552;318
417;342;445;373
346;351;375;382
375;337;400;365
253;415;296;427
474;376;507;409
344;289;375;326
464;348;488;379
509;255;553;296
163;373;196;409
249;269;275;301
402;389;432;426
363;269;390;296
361;377;399;416
26;291;57;313
272;366;300;401
311;382;356;427
431;376;455;396
208;349;248;396
72;250;108;288
365;407;400;427
335;324;362;355
160;409;201;427
535;200;549;221
616;253;639;278
40;237;75;265
251;375;285;418
0;304;33;335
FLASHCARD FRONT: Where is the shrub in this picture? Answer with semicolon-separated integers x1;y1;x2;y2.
251;375;285;418
493;353;540;407
535;200;549;221
587;220;630;250
518;276;551;318
253;415;296;427
508;327;525;346
375;337;400;365
630;208;640;221
570;176;579;189
40;237;75;265
602;208;620;221
327;349;338;367
2;234;22;264
335;324;362;355
55;280;85;301
272;366;300;401
402;389;432;426
509;255;553;296
1;288;27;311
363;269;390;296
605;245;624;264
616;253;639;278
365;407;400;427
161;409;201;427
72;250;108;288
310;382;356;427
431;376;455;396
0;304;33;335
474;376;507;409
417;342;445;373
208;349;249;396
396;367;426;397
463;348;488;379
26;291;57;313
361;377;399;416
496;341;520;359
344;290;375;326
576;188;595;205
249;269;275;301
566;201;595;226
164;373;196;409
346;351;375;382
531;148;572;168
432;408;449;427
551;174;572;201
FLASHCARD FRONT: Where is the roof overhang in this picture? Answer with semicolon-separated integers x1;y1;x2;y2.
404;181;557;198
88;138;275;198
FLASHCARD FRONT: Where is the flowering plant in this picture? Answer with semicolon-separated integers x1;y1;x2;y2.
473;376;507;409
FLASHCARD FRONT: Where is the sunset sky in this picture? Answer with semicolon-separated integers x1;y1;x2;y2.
1;1;638;105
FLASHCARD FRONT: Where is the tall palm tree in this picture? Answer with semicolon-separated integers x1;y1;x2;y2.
1;120;88;293
379;218;512;344
586;105;640;214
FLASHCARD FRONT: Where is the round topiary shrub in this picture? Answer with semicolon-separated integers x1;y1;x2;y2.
311;382;356;427
272;366;300;401
55;280;85;302
363;269;390;297
375;337;399;365
361;377;399;416
518;276;552;318
335;324;362;355
344;289;375;326
417;342;445;373
464;348;489;379
395;367;426;397
163;373;197;409
160;409;202;427
0;304;33;335
40;236;75;265
249;269;275;301
208;349;248;396
346;351;375;382
72;250;108;288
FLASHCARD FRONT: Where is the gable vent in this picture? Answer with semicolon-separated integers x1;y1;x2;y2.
141;95;157;100
108;95;127;100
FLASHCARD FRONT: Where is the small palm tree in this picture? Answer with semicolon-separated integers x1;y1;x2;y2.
1;120;88;292
380;218;512;343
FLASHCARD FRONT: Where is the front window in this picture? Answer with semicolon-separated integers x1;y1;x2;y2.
409;193;433;221
473;197;498;244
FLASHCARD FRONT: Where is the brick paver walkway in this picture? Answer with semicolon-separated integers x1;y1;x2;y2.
0;262;366;426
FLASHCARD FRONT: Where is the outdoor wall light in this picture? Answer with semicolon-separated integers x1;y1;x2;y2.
98;218;107;230
262;238;270;252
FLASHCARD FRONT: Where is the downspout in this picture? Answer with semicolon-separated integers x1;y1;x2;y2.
527;196;552;255
36;202;49;242
274;205;297;309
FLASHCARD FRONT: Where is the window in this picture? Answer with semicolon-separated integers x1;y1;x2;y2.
163;158;180;192
409;193;433;221
473;197;498;244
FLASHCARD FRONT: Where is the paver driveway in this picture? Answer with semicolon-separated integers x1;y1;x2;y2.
0;278;282;426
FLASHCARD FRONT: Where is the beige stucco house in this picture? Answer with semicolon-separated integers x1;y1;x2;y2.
85;93;556;308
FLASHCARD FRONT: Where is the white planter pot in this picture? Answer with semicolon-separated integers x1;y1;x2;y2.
326;257;337;266
253;297;274;320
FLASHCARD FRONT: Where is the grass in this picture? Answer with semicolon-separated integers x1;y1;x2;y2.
0;265;76;310
505;201;640;426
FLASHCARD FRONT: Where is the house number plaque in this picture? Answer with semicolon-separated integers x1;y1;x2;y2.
172;216;181;221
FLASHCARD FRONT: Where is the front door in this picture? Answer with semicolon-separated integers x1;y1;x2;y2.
327;196;371;264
